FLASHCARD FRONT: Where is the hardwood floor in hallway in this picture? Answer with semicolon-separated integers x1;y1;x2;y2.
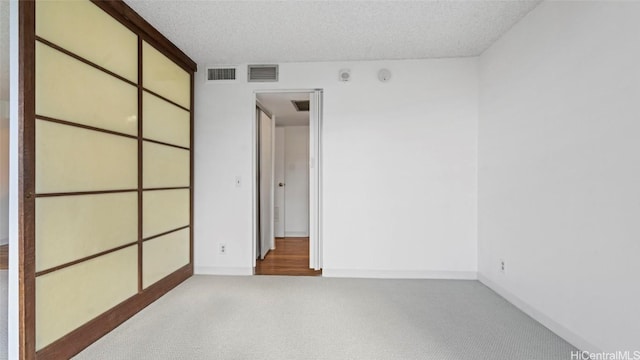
255;237;322;276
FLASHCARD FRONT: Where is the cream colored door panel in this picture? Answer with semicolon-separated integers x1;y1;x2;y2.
36;0;138;82
36;120;138;194
35;192;138;272
143;228;190;288
35;245;138;350
143;91;190;148
142;41;190;109
36;42;138;136
143;141;190;189
143;189;190;238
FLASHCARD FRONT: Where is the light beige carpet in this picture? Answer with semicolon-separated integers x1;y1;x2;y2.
74;276;575;359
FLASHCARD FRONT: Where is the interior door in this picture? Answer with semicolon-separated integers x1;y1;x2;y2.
274;127;285;238
259;110;273;259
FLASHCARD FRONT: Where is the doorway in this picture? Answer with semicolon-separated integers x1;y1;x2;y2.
253;90;323;276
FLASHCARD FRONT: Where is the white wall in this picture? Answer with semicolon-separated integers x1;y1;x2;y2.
1;0;9;246
478;1;640;353
194;57;478;277
283;126;309;237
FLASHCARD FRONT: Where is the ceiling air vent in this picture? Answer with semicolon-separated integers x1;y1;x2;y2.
248;65;279;82
291;100;310;112
207;66;237;81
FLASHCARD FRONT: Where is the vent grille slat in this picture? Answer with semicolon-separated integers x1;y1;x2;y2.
207;67;237;81
248;65;279;82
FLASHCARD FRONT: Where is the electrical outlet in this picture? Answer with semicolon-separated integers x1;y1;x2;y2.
219;244;227;255
500;259;505;273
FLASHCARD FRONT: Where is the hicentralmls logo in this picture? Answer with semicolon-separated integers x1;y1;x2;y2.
571;351;640;360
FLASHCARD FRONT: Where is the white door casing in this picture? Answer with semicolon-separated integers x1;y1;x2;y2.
253;89;322;270
309;90;323;270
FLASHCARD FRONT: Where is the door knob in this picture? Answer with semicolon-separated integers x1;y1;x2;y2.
278;182;285;187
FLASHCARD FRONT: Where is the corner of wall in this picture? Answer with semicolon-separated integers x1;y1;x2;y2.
477;274;600;353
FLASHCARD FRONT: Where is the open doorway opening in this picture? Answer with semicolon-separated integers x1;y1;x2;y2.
253;90;322;276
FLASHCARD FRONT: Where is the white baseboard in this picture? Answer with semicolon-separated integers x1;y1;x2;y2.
0;238;8;246
478;273;600;353
194;266;253;276
323;269;477;280
284;231;309;237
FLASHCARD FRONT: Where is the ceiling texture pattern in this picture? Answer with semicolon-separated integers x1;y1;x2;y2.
125;0;542;66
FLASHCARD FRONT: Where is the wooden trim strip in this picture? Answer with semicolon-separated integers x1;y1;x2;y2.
35;115;138;140
142;225;190;243
35;265;192;360
143;88;191;113
137;36;144;294
34;242;138;277
35;36;138;87
143;138;190;151
89;1;197;73
35;189;138;198
142;186;190;192
189;73;195;268
19;1;37;359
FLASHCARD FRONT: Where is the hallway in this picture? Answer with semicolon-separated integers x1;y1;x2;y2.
255;237;321;276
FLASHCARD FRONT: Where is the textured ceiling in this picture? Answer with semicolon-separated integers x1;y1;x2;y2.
258;92;310;127
125;0;542;66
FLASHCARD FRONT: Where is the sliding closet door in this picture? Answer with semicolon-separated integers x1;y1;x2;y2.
34;0;140;352
141;41;192;288
19;1;196;358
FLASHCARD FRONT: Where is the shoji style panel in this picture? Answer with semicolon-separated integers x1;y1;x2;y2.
35;246;138;351
143;228;190;288
20;0;196;358
141;39;192;289
142;41;191;109
35;0;138;82
142;188;190;239
35;192;137;272
143;141;190;188
35;120;138;193
143;91;190;147
35;41;138;135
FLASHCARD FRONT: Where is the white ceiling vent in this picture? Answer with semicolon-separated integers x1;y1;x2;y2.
207;66;237;82
248;65;279;82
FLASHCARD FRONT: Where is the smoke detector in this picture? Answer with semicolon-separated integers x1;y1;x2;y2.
378;69;391;82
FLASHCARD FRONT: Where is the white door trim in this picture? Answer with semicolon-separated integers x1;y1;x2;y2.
308;90;323;270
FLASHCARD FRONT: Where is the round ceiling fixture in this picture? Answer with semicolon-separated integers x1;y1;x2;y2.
378;68;391;82
339;69;351;82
